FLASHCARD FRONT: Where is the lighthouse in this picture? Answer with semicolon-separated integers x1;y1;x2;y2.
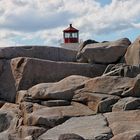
61;24;80;50
63;24;79;43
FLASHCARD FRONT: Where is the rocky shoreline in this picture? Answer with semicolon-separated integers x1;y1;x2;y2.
0;37;140;140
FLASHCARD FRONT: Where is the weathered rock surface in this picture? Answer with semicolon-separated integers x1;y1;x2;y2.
20;102;34;115
0;101;5;108
58;133;85;140
24;136;34;140
0;103;22;140
125;36;140;66
18;126;46;139
97;96;120;113
103;63;140;77
104;110;140;136
38;114;113;140
0;59;16;102
77;39;98;52
77;38;131;64
16;90;29;104
83;75;140;97
73;90;120;113
112;97;140;111
27;75;90;100
0;46;77;62
20;102;47;122
24;102;95;128
11;57;106;90
111;130;140;140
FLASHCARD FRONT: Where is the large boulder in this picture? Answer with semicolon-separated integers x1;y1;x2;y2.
11;57;106;90
27;75;90;101
0;46;77;62
83;75;140;97
77;38;131;64
38;114;113;140
104;110;140;136
125;36;140;66
0;59;16;102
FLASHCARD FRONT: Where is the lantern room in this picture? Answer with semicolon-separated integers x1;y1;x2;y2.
63;24;79;43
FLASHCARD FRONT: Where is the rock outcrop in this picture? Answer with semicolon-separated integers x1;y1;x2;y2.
0;37;140;139
77;38;131;64
11;57;106;90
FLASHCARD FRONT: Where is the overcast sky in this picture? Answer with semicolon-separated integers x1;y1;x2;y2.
0;0;140;47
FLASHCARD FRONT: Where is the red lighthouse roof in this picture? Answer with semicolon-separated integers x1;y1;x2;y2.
63;24;79;32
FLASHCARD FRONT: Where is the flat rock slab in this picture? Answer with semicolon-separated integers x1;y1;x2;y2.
73;90;120;113
38;114;113;140
28;75;90;100
111;130;140;140
104;110;140;135
24;102;95;128
109;121;140;136
83;75;140;97
104;110;140;124
11;57;106;90
0;46;77;62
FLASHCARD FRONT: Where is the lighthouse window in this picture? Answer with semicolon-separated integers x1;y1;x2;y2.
64;33;70;38
64;32;78;38
70;33;77;38
73;33;78;38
